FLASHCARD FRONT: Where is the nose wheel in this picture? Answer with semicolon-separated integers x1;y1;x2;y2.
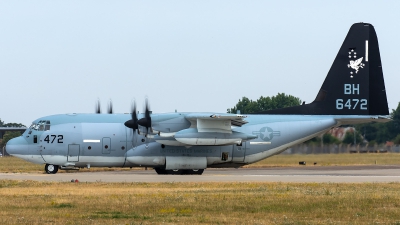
45;164;59;174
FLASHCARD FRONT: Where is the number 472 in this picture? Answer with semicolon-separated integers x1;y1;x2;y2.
336;99;367;110
44;135;64;143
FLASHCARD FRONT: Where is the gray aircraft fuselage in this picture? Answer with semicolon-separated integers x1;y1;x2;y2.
6;113;387;170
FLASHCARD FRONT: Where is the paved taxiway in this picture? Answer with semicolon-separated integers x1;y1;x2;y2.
1;165;400;183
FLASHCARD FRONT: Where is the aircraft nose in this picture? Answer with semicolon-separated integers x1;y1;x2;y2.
6;136;29;156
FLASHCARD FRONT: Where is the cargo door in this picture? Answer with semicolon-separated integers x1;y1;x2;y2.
68;144;80;162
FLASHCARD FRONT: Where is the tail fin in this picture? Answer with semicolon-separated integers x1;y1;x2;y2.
259;23;389;115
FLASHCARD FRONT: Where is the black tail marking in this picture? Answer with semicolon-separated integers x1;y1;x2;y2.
258;23;388;115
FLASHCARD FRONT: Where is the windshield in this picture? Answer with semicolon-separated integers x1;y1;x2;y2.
29;120;51;131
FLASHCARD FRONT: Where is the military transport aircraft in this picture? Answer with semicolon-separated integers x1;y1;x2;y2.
6;23;390;175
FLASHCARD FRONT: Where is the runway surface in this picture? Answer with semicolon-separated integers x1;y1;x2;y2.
2;165;400;183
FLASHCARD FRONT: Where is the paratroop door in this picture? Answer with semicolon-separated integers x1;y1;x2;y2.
68;144;80;162
232;142;246;162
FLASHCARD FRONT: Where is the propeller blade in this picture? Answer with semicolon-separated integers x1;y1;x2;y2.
125;98;152;137
107;100;113;114
137;98;152;134
133;101;140;134
95;99;101;114
124;100;139;131
132;100;138;124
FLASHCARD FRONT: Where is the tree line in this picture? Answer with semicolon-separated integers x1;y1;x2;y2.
0;119;26;149
1;95;399;148
227;93;400;145
227;93;302;114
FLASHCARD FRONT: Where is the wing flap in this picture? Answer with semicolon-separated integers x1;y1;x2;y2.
185;113;248;130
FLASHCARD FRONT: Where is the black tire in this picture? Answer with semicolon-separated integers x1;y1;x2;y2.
45;164;59;174
155;168;204;175
154;168;168;175
182;169;204;175
189;169;204;175
167;169;183;175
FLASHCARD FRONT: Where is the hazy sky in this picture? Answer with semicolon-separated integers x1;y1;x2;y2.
1;1;399;126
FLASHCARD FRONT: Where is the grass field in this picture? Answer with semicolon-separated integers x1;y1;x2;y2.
2;155;400;224
1;180;400;224
1;153;400;173
247;153;400;167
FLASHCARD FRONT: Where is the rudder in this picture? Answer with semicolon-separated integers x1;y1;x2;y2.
258;23;389;115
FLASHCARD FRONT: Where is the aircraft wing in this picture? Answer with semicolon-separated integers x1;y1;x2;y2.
153;113;255;146
185;113;248;132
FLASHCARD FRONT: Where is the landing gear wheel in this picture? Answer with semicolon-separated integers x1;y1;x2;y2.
189;169;204;175
181;169;204;175
167;169;183;175
154;168;168;175
155;168;204;175
45;164;59;174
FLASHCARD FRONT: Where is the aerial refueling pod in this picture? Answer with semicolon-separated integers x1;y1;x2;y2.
174;128;257;146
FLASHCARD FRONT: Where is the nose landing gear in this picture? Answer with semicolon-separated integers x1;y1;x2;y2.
45;164;59;174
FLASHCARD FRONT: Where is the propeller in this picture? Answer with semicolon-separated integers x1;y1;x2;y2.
137;98;152;135
95;99;101;114
124;101;139;134
107;100;113;114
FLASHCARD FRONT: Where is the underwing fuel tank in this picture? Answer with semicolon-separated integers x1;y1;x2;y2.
174;128;257;145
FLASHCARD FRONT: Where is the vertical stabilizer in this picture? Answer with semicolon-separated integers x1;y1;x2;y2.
259;23;388;115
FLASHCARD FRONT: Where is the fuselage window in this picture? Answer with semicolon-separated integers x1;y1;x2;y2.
33;135;37;143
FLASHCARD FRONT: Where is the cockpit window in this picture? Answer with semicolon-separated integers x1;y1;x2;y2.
45;121;50;131
38;122;44;131
30;120;51;131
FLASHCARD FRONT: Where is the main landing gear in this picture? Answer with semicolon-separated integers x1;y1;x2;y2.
45;164;59;174
154;168;204;175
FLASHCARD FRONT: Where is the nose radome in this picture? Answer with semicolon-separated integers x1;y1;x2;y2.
5;136;29;156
